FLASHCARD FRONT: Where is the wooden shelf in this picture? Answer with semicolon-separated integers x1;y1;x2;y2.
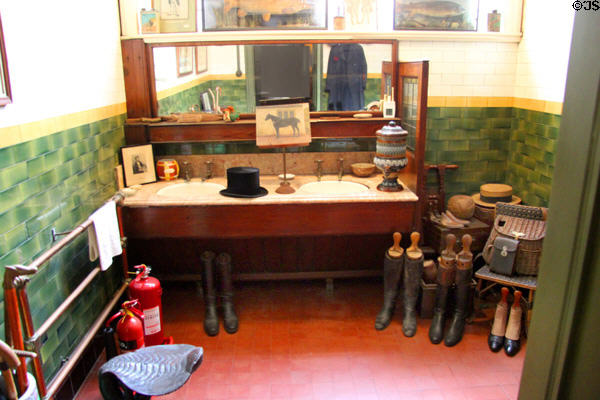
125;117;398;144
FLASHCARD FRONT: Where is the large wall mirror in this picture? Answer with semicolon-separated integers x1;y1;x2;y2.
149;40;397;117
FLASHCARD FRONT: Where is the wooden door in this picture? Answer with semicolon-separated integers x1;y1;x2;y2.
398;61;429;232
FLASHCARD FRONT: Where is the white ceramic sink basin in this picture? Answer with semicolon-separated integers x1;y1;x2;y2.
156;182;225;198
299;180;369;195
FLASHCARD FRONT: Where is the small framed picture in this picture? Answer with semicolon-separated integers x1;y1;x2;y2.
202;0;327;31
155;0;197;33
255;103;312;147
140;9;159;34
176;46;194;77
196;46;207;74
121;144;156;186
394;0;479;31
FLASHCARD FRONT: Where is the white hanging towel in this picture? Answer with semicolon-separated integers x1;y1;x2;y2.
88;201;122;271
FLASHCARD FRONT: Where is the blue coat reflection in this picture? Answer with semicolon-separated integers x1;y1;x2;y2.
325;44;367;111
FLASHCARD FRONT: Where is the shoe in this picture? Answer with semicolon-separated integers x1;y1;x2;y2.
445;210;470;226
445;234;473;347
488;287;509;352
375;245;404;330
402;232;423;337
441;212;464;228
200;251;219;336
429;261;454;344
216;253;239;334
504;290;523;357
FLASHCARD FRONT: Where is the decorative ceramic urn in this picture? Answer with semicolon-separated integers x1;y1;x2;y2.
156;159;179;181
373;121;408;191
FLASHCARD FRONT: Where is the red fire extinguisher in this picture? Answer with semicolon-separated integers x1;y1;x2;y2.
128;264;165;346
106;299;145;353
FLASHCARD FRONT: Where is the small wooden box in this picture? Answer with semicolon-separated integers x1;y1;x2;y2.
424;217;491;255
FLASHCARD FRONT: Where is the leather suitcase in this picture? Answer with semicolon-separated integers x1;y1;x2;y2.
424;217;491;255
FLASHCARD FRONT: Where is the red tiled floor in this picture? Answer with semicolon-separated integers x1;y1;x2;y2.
75;279;525;400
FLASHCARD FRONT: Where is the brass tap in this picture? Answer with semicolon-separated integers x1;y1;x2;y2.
182;161;192;182
203;160;213;181
315;159;323;181
337;157;344;181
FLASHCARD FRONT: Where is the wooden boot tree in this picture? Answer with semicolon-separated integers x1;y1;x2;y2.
406;232;423;260
388;232;404;259
457;234;473;270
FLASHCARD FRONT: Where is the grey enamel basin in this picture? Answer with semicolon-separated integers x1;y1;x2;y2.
298;180;369;195
156;182;225;198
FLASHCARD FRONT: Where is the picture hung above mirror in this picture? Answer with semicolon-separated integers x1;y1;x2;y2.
151;42;392;116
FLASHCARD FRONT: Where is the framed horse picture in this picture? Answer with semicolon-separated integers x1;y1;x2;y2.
255;103;311;147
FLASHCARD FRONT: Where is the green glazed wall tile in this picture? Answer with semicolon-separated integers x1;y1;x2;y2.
468;139;490;151
447;140;469;151
0;186;24;215
0;162;28;188
0;224;28;254
0;147;16;170
440;108;461;118
0;113;126;380
462;107;484;118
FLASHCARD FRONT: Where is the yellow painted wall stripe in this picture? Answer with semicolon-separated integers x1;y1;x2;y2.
0;96;562;149
428;96;563;114
0;103;127;149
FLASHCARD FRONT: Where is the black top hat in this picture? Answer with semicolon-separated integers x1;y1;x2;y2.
220;167;268;198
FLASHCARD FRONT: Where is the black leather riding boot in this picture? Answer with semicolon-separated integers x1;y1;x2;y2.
429;259;454;344
402;254;423;337
200;251;219;336
216;253;239;334
444;267;473;347
375;254;403;330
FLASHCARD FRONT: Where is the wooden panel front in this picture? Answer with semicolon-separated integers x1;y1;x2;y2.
122;201;417;239
126;234;392;281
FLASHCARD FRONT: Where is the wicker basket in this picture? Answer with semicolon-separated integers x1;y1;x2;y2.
482;203;547;276
474;204;495;226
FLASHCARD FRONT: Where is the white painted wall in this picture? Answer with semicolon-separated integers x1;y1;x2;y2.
0;1;125;128
514;0;575;102
398;40;519;97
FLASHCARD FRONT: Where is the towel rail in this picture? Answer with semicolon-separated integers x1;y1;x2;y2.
4;191;129;399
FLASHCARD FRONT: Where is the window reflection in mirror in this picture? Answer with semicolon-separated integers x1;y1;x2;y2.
152;42;392;116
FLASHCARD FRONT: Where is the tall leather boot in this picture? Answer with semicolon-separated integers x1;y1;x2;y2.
402;232;423;337
200;251;219;336
488;287;509;352
375;233;404;330
216;253;239;334
444;235;473;347
504;290;522;357
429;234;457;344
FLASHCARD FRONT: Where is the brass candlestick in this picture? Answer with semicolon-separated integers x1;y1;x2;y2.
276;147;295;194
